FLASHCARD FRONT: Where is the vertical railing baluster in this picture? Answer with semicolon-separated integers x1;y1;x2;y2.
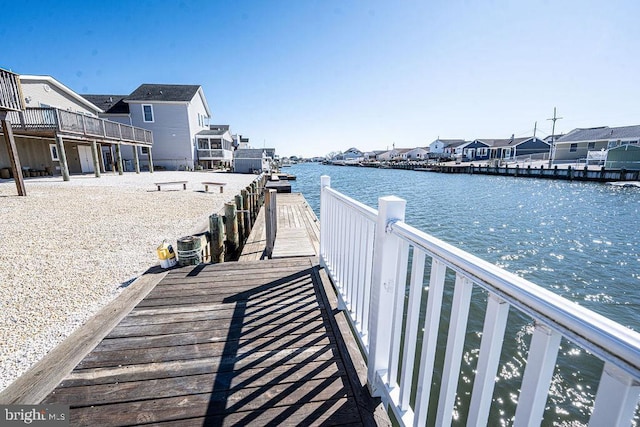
353;214;364;326
436;274;473;427
345;212;355;311
361;220;375;346
320;176;329;264
467;293;510;427
399;247;426;411
590;362;640;427
414;259;447;426
368;196;406;397
388;240;410;387
513;323;562;427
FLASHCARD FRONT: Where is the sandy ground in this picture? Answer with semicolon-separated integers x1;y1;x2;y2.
0;171;257;392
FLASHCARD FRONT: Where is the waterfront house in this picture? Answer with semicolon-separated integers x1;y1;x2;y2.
233;148;273;174
553;125;640;164
443;140;470;158
429;139;465;157
404;147;429;160
1;74;152;178
195;125;234;169
467;136;550;161
333;147;364;162
461;140;492;161
124;84;210;170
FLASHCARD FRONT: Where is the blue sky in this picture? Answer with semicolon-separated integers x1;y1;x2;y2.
2;0;639;157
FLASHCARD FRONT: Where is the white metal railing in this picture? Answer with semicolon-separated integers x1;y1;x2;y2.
319;175;640;427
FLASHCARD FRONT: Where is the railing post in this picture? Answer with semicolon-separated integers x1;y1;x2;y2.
367;195;406;397
265;189;277;259
320;175;331;266
590;363;640;427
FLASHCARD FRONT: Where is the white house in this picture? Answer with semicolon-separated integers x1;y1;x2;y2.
429;139;465;155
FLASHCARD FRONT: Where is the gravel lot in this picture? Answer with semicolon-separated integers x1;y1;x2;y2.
0;171;257;391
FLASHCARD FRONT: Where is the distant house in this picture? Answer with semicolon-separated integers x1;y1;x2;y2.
195;125;234;169
334;147;364;162
462;140;492;161
466;137;550;161
443;140;470;158
233;148;273;174
553;125;640;163
363;150;385;161
429;139;465;156
404;147;429;160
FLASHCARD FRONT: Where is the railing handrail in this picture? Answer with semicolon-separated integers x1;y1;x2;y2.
319;174;640;426
7;107;152;146
391;220;640;379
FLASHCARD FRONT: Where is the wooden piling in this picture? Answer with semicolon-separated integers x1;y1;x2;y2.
209;214;225;263
242;189;252;235
250;182;258;222
224;202;239;258
235;194;245;244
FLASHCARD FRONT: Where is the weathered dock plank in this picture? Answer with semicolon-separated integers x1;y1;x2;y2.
40;256;388;425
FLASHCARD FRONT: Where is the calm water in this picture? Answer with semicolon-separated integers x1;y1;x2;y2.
287;162;640;426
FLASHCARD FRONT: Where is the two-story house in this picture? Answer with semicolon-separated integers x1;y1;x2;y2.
196;125;234;169
87;84;211;170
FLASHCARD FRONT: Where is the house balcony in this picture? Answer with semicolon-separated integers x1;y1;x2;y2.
0;68;25;112
4;107;153;146
197;148;233;161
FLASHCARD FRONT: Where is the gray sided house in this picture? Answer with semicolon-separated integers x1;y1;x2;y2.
553;125;640;163
233;148;273;174
462;140;491;161
123;84;211;170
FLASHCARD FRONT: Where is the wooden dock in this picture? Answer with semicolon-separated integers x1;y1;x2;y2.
239;193;320;261
7;192;389;425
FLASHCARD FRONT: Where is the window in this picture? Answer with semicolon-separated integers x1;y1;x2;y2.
49;144;59;161
570;143;578;152
588;142;595;149
140;146;149;155
142;104;154;122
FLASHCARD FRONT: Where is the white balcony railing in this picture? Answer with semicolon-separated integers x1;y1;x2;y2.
319;175;640;426
197;148;232;160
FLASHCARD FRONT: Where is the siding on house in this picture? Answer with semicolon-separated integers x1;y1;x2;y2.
20;76;101;115
127;102;193;169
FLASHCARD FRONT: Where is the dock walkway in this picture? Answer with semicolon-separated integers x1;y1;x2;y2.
27;193;388;425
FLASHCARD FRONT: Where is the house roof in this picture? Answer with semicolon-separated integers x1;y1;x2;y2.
210;125;229;131
556;125;640;143
436;139;465;144
126;84;201;102
444;140;469;148
196;129;228;137
20;75;103;113
235;149;268;159
477;137;529;147
81;95;129;114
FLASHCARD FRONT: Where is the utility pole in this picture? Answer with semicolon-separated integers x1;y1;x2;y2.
533;121;537;139
547;107;563;166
